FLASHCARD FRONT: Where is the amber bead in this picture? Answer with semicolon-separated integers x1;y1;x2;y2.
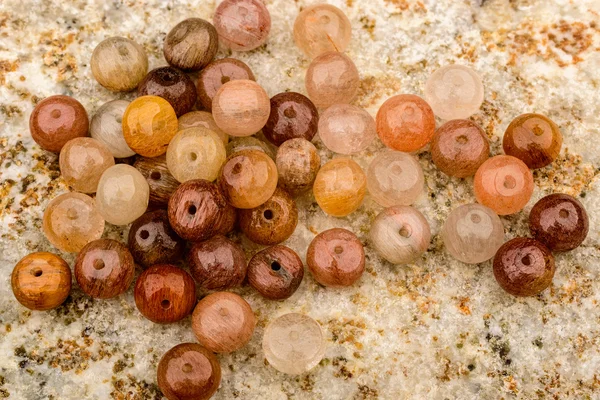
163;18;218;72
178;111;229;145
493;238;555;297
529;193;589;252
59;137;115;193
188;235;247;290
213;0;271;51
137;67;197;117
293;4;352;59
11;252;72;311
196;58;255;111
262;92;319;146
157;343;221;400
192;292;256;353
29;95;89;152
431;119;489;178
503;113;563;169
305;52;359;109
247;245;304;300
133;155;180;208
226;136;276;159
90;100;136;158
313;158;366;217
74;239;135;299
91;37;148;92
306;228;365;287
128;210;185;268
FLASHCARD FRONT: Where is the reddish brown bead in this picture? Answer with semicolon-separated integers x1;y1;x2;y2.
137;67;197;117
188;235;247;290
214;199;237;236
128;210;185;268
133;155;180;208
247;245;304;300
262;92;319;146
197;58;255;111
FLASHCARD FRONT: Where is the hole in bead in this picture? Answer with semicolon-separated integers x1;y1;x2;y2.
522;255;532;266
93;259;105;270
189;152;198;161
221;76;231;85
219;307;229;317
503;176;516;189
232;163;243;175
182;363;193;373
238;6;249;17
470;213;481;224
399;225;412;238
334;246;344;254
559;209;569;218
456;135;468;144
140;230;150;240
283;107;297;119
32;268;43;277
390;163;403;176
118;46;129;56
319;14;331;24
263;209;274;220
115;116;122;124
404;106;415;117
51;109;61;119
161;299;171;309
66;208;78;220
271;261;281;271
150;171;161;180
188;205;197;215
532;125;545;136
162;71;175;82
289;330;300;340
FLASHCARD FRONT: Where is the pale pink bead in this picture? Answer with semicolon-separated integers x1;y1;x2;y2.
318;104;376;154
305;52;359;109
367;151;424;207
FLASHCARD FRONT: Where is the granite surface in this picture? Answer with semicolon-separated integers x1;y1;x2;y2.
1;0;600;399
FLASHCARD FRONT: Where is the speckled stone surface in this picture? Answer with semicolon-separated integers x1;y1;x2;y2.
1;0;600;399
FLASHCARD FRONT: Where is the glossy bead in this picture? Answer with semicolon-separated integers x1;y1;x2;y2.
226;136;276;159
305;52;359;109
424;64;484;120
441;203;504;264
213;0;271;51
74;239;135;299
188;235;247;290
11;252;71;311
128;210;185;268
43;192;105;253
319;104;376;154
138;67;197;117
474;155;534;216
29;95;89;152
133;155;180;209
157;343;221;400
276;138;321;197
247;245;304;300
376;94;436;153
262;92;318;146
306;228;365;287
134;264;196;324
196;58;255;111
529;193;589;251
163;18;218;72
503;113;563;169
263;313;325;375
96;164;150;225
293;4;352;59
178;111;229;145
369;206;431;264
493;238;555;297
367;150;424;207
212;80;270;137
59;137;115;193
192;292;255;353
90;100;136;158
313;158;366;217
91;37;148;92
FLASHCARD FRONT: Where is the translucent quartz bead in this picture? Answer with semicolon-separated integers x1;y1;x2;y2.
276;138;321;197
366;150;424;207
90;100;136;158
197;58;255;111
305;52;359;109
318;104;376;154
166;127;226;183
369;205;431;264
43;193;105;253
178;111;229;145
293;4;352;59
424;64;484;120
226;136;276;159
441;203;504;264
313;158;366;217
213;0;271;51
91;37;148;92
96;164;150;225
262;313;325;375
59;137;115;193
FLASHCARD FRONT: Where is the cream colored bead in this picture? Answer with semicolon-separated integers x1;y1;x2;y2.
90;100;136;158
91;37;148;92
96;164;149;225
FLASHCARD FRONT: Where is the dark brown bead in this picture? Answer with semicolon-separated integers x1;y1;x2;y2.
134;264;196;323
306;228;365;287
157;343;221;400
529;193;589;252
74;239;135;299
29;95;89;152
196;58;255;111
128;210;185;268
163;18;218;72
188;235;247;290
137;67;197;117
133;155;180;208
262;92;319;146
247;245;304;300
213;192;237;236
493;238;555;297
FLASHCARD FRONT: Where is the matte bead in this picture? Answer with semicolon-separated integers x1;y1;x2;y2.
96;164;150;225
137;67;197;117
128;210;185;268
91;37;148;92
11;252;72;311
293;4;351;59
90;100;136;158
178;111;229;145
247;245;304;300
59;137;115;193
262;92;318;146
305;52;359;109
367;150;424;207
313;158;366;217
212;80;270;137
188;235;247;290
196;58;255;111
226;136;276;159
163;18;218;72
319;104;376;154
213;0;271;51
133;155;180;209
276;138;321;197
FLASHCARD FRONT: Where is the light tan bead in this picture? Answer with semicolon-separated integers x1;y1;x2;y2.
293;4;352;59
91;37;148;92
90;100;136;158
96;164;150;225
305;52;359;109
59;137;115;193
313;158;366;217
178;111;229;145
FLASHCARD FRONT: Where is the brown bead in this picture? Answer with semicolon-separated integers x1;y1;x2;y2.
275;138;321;197
11;252;72;311
188;235;247;290
128;210;185;268
262;92;319;146
197;58;255;111
137;67;197;117
306;228;365;287
529;193;589;252
29;95;89;152
157;343;221;400
493;238;555;297
134;264;196;323
133;155;180;208
163;18;218;72
74;239;135;299
247;245;304;300
214;200;237;236
192;292;256;353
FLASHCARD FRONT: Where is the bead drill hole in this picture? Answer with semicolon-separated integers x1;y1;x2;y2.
559;209;569;218
182;363;193;373
283;107;297;119
32;268;43;277
391;164;403;176
93;259;105;270
532;125;545;136
470;214;481;224
399;226;411;238
271;261;281;271
118;46;129;56
319;15;331;24
503;176;516;189
238;6;249;17
221;76;231;84
150;171;161;180
522;255;532;266
161;299;171;309
219;307;229;317
66;209;78;220
263;209;274;220
189;152;198;161
289;330;300;340
456;135;468;144
334;246;344;254
51;109;61;119
188;205;197;215
140;230;150;240
232;163;243;175
115;116;122;124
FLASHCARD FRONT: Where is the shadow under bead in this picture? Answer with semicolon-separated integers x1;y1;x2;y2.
133;155;180;208
196;58;255;111
137;67;197;117
262;92;319;146
128;210;185;268
188;235;247;290
247;245;304;300
163;18;218;72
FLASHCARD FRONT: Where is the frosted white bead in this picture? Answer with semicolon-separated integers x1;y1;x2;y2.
367;150;424;207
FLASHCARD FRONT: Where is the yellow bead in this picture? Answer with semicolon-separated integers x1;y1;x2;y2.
313;158;366;217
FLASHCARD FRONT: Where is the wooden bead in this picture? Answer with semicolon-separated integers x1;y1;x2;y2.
164;18;218;72
226;136;276;159
138;67;197;117
91;37;148;92
96;164;150;225
196;58;255;111
188;235;247;290
11;252;72;311
262;92;319;146
305;52;359;109
313;158;366;217
293;4;352;59
128;210;185;268
247;245;304;300
133;155;180;209
275;138;321;197
90;100;136;158
213;0;271;51
318;104;376;155
192;292;256;353
178;111;229;145
59;137;115;193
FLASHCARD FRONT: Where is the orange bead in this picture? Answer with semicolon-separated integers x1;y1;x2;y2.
313;158;366;217
503;113;562;169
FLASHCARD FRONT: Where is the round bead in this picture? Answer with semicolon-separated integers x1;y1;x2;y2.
196;58;255;111
424;64;484;120
441;203;504;264
319;104;376;154
134;264;196;324
122;95;179;157
29;95;89;153
188;235;247;290
11;252;72;311
74;239;135;299
163;18;218;72
178;111;229;145
133;155;180;209
43;192;105;253
157;343;221;400
263;313;325;375
247;245;304;300
262;92;319;146
212;80;270;137
91;37;148;92
305;52;359;109
226;136;276;159
313;158;366;217
306;228;365;287
474;155;534;216
529;193;589;251
213;0;271;51
503;113;563;169
276;138;321;197
59;137;115;193
376;94;436;153
137;67;197;117
370;206;431;264
128;210;185;268
367;150;424;207
493;238;555;297
293;4;352;59
90;100;136;158
192;292;256;353
96;164;150;226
